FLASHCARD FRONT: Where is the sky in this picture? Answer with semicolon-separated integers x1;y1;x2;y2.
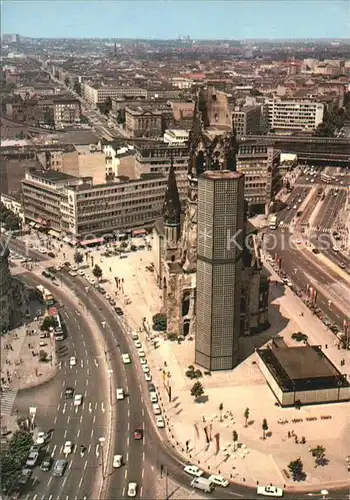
1;0;349;40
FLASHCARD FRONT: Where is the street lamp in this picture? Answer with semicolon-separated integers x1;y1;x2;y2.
108;369;113;405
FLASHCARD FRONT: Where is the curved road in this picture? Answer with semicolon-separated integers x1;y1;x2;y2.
9;240;349;499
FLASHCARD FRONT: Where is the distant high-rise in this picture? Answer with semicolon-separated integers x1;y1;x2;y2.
195;170;245;371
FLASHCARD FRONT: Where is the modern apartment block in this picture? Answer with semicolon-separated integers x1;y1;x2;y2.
134;142;189;202
195;170;245;371
83;83;148;105
233;104;262;137
22;169;168;237
236;141;280;214
266;98;324;132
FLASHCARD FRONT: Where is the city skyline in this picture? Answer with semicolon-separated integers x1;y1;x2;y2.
1;0;349;40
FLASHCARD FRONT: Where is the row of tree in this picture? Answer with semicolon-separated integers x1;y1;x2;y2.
0;430;34;493
0;203;22;231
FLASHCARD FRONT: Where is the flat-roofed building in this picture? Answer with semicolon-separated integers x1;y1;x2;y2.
257;341;349;406
266;98;324;133
233;104;262;137
125;106;163;138
83;83;148;105
135;142;189;202
163;129;189;144
22;170;83;231
237;140;280;215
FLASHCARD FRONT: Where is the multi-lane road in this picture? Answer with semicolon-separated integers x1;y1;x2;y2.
9;239;350;500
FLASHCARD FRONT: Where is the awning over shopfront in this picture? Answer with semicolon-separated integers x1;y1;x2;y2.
48;230;61;238
80;237;104;246
132;229;147;237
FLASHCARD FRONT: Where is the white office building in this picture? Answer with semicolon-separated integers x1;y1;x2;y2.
266;98;324;133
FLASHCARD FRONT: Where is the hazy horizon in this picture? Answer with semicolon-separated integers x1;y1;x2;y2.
2;0;349;40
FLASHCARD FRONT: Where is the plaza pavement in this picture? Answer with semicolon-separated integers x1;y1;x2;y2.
22;232;349;492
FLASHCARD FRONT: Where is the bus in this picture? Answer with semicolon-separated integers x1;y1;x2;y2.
36;285;54;306
321;173;335;184
52;311;64;341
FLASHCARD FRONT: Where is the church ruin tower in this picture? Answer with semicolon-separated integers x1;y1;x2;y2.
163;156;181;262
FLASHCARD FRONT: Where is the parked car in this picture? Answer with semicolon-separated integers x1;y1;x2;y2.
63;441;73;455
133;428;143;440
113;454;123;468
209;474;229;487
74;394;83;407
127;482;138;497
40;457;52;471
184;465;204;477
26;451;39;468
64;387;74;399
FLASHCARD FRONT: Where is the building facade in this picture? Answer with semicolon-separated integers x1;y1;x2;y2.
83;84;148;105
125;107;163;138
233;105;262;137
236;141;280;214
266;98;324;133
195;170;245;371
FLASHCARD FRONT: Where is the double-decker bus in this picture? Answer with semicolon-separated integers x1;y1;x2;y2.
36;285;54;306
320;173;335;184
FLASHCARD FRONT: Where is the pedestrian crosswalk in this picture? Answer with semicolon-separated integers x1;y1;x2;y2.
0;389;18;416
278;222;333;233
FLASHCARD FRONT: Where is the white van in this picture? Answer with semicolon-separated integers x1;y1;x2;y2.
190;477;215;493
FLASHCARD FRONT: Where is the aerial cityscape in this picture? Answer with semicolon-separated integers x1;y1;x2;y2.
0;1;349;500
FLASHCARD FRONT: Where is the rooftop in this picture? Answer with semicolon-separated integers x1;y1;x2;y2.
269;345;340;380
28;170;78;182
201;170;244;181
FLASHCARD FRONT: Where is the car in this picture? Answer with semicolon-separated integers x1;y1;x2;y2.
122;353;131;364
116;388;125;400
26;451;39;468
257;485;284;497
339;262;346;269
152;403;162;415
142;364;150;373
71;264;79;271
53;459;67;476
63;441;73;455
131;333;139;340
144;372;152;382
47;252;56;258
311;179;315;183
184;465;204;477
138;349;145;358
105;293;111;300
312;248;320;254
156;416;165;428
140;357;147;365
127;482;138;497
209;474;229;487
70;356;77;367
74;394;83;407
39;248;47;254
109;299;116;306
36;431;48;445
333;246;340;252
148;383;156;392
18;468;32;485
69;271;77;277
149;391;158;403
133;428;143;440
113;455;123;468
293;205;297;210
115;307;124;316
64;387;74;399
298;198;302;203
295;239;302;244
40;457;52;471
134;340;142;349
78;270;85;276
39;340;47;347
30;444;40;453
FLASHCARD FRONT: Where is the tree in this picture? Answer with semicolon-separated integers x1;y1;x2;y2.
0;203;21;231
288;457;305;481
1;430;34;493
311;445;326;466
232;430;238;451
73;250;83;267
92;264;103;281
190;381;204;400
40;316;58;331
152;313;167;332
262;418;268;439
39;350;48;362
244;407;249;427
219;403;224;422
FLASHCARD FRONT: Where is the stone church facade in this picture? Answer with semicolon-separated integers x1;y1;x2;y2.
152;87;269;339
